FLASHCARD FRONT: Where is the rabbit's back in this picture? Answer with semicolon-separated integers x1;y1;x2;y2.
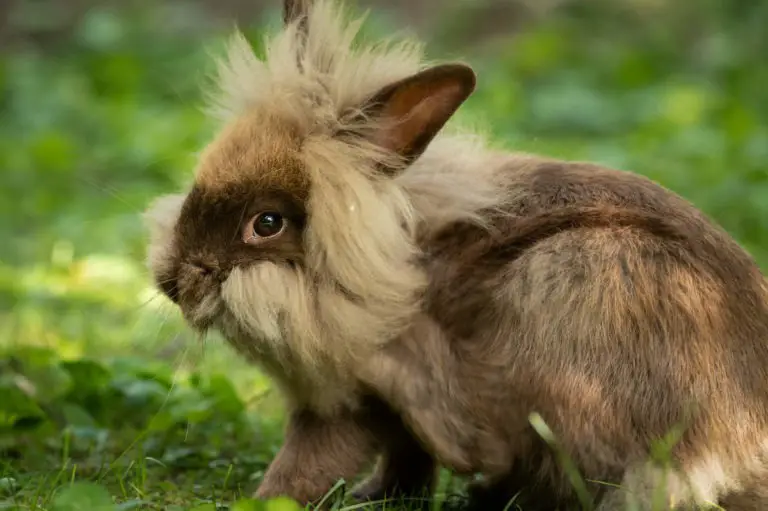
418;157;768;506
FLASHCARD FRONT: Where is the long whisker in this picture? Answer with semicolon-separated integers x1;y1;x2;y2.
108;321;191;471
119;294;177;359
197;329;209;354
77;176;140;210
133;293;162;312
130;291;176;313
145;305;175;352
232;203;249;243
151;276;178;286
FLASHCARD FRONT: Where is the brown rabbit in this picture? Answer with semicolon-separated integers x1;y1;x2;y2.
144;0;768;509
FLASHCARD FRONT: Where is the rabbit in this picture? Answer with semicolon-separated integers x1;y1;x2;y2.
143;0;768;509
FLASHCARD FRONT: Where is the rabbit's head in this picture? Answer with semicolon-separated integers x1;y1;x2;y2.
144;0;476;377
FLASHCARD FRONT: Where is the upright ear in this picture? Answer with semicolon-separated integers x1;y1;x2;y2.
364;63;476;169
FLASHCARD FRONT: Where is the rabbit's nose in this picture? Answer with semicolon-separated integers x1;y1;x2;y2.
189;257;222;279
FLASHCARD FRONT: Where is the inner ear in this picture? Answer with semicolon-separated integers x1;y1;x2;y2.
363;63;476;170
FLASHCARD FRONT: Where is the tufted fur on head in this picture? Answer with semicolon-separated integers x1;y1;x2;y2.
144;0;511;413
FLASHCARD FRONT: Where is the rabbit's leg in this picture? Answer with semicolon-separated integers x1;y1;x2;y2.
356;315;480;474
463;457;588;511
463;474;529;511
255;407;377;506
718;482;768;511
350;427;437;509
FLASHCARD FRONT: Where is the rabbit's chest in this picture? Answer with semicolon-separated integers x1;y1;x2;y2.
257;349;361;413
220;316;362;413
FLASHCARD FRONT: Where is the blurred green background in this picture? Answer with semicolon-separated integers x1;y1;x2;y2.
1;0;767;508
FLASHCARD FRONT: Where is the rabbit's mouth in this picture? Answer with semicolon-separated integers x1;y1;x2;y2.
175;261;228;332
181;291;225;331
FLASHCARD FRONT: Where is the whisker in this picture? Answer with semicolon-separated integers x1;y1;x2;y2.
76;176;139;210
145;306;175;352
108;328;191;471
151;276;178;287
131;293;165;313
168;341;192;389
232;203;249;243
197;329;211;360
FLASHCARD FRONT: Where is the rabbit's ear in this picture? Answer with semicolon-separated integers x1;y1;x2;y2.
365;63;476;170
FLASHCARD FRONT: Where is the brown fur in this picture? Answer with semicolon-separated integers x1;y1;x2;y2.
252;396;436;508
363;161;768;509
143;0;768;509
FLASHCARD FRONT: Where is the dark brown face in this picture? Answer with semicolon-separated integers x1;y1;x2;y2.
156;181;308;330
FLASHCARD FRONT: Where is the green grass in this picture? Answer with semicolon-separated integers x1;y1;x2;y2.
1;0;767;509
0;344;465;509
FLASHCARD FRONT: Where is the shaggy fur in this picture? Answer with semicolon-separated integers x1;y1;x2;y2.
144;0;768;509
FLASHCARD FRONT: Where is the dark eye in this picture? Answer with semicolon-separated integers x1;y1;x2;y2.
245;211;285;242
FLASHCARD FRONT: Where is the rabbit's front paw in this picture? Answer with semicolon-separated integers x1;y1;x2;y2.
254;479;341;510
253;477;314;504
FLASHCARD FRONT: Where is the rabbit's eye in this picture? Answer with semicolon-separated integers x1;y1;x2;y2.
247;212;285;241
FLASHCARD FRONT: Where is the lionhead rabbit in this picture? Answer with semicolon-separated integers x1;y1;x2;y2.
144;0;768;509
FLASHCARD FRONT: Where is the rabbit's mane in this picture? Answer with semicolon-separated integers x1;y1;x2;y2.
206;0;424;131
205;0;513;225
190;0;512;411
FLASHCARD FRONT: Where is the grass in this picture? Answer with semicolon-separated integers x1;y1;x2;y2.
0;342;469;509
1;0;767;509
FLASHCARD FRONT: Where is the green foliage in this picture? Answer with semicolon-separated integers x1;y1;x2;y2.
1;0;766;508
51;483;115;511
465;1;768;266
0;345;283;508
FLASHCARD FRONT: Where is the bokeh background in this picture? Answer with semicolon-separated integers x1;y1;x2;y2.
1;0;767;508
